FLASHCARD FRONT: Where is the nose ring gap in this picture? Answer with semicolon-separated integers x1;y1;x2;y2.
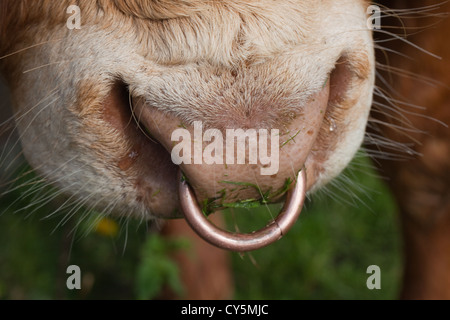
178;169;307;252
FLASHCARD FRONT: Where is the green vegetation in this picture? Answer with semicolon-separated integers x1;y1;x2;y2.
202;177;294;214
0;153;402;299
226;162;402;299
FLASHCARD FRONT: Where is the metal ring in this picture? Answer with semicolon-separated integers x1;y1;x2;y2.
178;169;307;252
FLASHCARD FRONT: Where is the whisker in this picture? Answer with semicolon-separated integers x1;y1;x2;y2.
374;29;442;59
22;59;75;74
0;38;65;61
376;62;449;89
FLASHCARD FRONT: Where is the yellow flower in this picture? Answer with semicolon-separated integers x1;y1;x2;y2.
95;217;119;237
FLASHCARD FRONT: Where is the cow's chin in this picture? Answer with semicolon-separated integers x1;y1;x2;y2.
98;54;371;220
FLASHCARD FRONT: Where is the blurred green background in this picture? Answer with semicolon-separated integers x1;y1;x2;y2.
0;151;402;300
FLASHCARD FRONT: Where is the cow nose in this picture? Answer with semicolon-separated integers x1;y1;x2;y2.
133;81;329;212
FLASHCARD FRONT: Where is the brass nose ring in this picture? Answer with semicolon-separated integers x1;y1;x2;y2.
178;169;307;252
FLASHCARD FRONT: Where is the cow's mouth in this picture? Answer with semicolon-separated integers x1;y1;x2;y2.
101;56;354;249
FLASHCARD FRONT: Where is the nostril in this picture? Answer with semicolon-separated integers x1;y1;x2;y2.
101;80;180;218
319;56;354;136
329;56;353;106
101;80;133;132
102;80;164;147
